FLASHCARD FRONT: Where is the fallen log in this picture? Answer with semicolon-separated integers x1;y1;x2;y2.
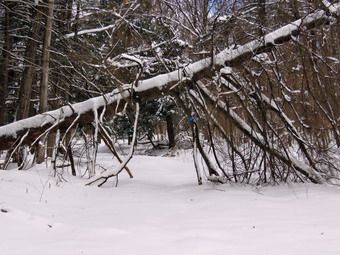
1;5;338;151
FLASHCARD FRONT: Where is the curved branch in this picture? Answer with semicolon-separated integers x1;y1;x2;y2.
86;102;140;187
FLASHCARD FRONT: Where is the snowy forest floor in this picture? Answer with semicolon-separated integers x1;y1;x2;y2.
1;146;340;255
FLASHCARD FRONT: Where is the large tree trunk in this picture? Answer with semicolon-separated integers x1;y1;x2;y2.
0;1;14;126
37;0;55;164
17;4;43;120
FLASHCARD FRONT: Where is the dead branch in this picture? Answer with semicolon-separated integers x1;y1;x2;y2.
86;102;140;187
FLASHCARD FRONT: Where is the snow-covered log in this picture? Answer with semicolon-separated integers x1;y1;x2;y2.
0;5;338;151
190;82;326;184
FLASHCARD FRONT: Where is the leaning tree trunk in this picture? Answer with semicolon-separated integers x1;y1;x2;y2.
0;4;339;184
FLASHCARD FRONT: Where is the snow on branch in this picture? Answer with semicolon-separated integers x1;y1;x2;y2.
322;1;340;14
215;7;338;66
86;103;140;187
193;81;325;184
65;3;140;38
65;24;117;38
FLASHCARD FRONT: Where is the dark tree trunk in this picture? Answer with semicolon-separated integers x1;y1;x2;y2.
67;144;76;176
0;1;14;126
166;114;175;148
257;0;266;36
290;0;301;19
17;5;43;120
57;0;73;33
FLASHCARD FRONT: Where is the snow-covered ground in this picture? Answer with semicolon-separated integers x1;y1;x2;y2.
1;150;340;255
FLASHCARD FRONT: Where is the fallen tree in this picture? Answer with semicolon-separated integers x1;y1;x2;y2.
1;5;338;150
0;4;339;185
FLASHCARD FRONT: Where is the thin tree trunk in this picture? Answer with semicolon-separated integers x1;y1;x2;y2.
166;114;175;148
67;144;76;176
98;124;133;178
37;0;55;164
40;0;54;114
257;0;266;36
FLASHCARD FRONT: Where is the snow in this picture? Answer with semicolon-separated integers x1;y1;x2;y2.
1;150;340;255
65;24;117;38
120;53;143;66
0;156;4;165
214;8;331;66
0;91;129;139
322;1;340;13
217;15;231;23
174;39;191;47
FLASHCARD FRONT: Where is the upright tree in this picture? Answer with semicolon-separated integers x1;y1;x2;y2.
36;0;55;163
17;3;44;120
0;1;14;126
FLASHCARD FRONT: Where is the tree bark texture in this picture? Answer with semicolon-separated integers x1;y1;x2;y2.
17;5;44;120
39;0;55;114
0;1;14;126
37;0;55;164
166;114;175;148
